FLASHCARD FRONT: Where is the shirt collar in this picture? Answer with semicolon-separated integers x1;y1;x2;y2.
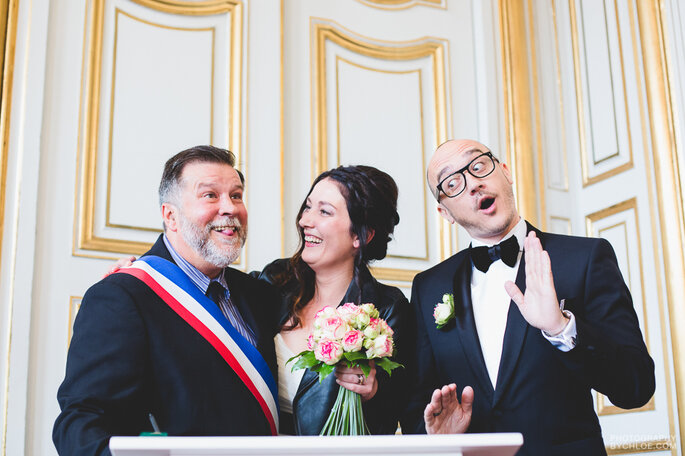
162;234;228;294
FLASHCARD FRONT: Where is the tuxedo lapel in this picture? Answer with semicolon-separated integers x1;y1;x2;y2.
492;224;540;405
449;252;495;403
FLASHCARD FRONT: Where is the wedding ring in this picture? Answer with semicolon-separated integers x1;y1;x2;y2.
357;374;364;385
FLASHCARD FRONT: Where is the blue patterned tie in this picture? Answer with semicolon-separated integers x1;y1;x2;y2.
206;281;257;346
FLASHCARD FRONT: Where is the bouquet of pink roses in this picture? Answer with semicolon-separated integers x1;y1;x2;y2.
288;302;402;435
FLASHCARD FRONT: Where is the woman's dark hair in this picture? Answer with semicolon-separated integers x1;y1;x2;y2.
277;165;400;330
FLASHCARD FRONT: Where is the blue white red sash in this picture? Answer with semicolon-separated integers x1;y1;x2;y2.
116;256;279;435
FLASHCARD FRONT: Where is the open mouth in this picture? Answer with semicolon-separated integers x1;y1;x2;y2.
212;225;238;235
479;197;495;210
304;235;322;245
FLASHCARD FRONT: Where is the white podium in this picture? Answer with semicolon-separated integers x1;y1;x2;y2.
110;433;523;456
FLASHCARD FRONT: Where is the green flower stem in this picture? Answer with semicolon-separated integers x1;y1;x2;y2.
320;387;370;435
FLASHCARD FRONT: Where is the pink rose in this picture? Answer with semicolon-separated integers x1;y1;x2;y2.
321;316;348;340
360;303;380;319
342;330;364;352
313;306;338;329
315;339;343;365
363;318;381;339
338;303;362;324
366;334;394;359
306;333;315;350
380;319;394;337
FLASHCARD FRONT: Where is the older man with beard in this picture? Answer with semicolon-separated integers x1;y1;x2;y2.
54;146;280;456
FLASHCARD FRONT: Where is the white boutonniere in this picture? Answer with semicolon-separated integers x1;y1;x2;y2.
433;293;455;329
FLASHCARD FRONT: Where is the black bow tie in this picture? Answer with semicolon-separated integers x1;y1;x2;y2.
471;235;520;273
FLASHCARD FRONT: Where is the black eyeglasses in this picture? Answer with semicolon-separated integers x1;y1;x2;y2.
436;152;498;199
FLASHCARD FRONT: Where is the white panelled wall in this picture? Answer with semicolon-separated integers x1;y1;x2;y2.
0;0;682;455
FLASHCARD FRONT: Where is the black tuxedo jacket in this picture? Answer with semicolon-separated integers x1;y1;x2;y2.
53;235;279;456
402;224;654;455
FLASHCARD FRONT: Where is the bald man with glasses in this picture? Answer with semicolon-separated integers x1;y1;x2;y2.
401;139;654;456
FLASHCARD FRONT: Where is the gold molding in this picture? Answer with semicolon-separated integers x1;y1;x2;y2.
586;199;655;416
569;0;635;187
67;296;83;346
369;267;418;283
355;0;445;10
549;215;572;235
129;0;238;15
1;0;19;453
0;0;14;273
105;9;215;234
77;0;243;256
636;0;685;450
498;0;539;227
527;0;546;230
334;56;429;261
311;19;452;266
628;0;676;450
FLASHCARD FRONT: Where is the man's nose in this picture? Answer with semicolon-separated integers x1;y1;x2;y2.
218;195;236;215
466;174;484;195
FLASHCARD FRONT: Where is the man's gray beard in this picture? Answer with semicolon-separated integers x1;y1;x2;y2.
178;213;247;268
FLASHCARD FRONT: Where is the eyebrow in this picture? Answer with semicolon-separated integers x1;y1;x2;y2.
436;148;485;183
436;166;455;184
195;181;244;192
306;197;337;210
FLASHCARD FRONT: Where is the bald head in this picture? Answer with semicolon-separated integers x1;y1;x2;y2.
427;139;492;199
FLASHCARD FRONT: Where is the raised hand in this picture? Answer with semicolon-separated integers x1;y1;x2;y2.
504;231;568;335
334;362;378;402
424;384;473;434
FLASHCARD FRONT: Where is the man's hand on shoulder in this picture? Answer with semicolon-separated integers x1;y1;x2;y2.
504;231;569;335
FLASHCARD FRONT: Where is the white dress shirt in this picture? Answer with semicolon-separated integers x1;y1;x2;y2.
471;218;527;388
470;218;577;389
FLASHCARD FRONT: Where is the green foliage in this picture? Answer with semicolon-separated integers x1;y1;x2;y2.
375;357;403;376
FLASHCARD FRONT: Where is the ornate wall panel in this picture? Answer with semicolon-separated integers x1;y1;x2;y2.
75;0;244;260
637;0;685;450
0;0;19;452
532;0;680;451
570;0;636;186
586;199;655;416
311;19;450;282
355;0;446;10
533;0;569;192
548;215;571;235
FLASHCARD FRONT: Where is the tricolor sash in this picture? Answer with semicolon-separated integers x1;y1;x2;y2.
116;256;279;435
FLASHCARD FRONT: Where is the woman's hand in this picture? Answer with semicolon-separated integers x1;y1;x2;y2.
103;256;137;278
334;362;378;402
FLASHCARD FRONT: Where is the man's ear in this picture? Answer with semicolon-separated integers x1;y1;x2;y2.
437;205;456;224
162;203;179;232
499;161;514;185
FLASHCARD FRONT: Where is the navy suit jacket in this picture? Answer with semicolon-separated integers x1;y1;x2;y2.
402;224;654;455
53;235;279;456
